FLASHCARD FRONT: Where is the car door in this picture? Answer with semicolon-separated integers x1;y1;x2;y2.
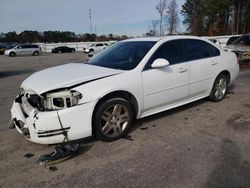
142;40;189;111
94;44;100;52
22;45;31;55
15;45;25;55
182;39;220;98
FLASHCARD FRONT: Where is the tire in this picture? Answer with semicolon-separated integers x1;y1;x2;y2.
209;74;228;102
9;52;16;57
33;51;39;56
93;98;133;142
71;49;75;53
58;50;61;53
89;49;94;52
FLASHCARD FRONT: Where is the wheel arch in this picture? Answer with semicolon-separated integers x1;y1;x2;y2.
33;50;39;55
93;90;139;118
91;90;139;134
218;70;231;84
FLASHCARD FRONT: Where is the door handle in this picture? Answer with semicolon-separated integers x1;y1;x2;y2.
178;67;188;73
211;62;218;65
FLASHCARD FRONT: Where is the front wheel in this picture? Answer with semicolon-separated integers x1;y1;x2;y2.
209;74;228;102
9;52;16;57
93;98;133;142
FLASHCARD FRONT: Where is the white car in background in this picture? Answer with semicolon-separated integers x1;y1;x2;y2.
10;36;239;145
83;43;108;54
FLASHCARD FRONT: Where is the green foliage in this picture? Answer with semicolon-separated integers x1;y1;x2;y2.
181;0;250;35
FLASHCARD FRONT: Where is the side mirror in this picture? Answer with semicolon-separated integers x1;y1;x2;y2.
151;58;170;68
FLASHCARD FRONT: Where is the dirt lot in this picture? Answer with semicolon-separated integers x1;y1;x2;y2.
0;53;250;188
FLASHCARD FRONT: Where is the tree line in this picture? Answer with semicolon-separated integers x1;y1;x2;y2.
147;0;250;36
181;0;250;36
0;31;128;43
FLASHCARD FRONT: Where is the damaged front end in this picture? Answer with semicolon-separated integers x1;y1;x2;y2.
9;89;86;145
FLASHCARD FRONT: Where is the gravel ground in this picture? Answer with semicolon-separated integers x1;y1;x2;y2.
0;53;250;188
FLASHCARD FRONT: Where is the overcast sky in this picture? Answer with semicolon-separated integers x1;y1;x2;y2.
0;0;185;36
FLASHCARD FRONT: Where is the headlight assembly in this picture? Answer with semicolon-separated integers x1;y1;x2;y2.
43;90;82;110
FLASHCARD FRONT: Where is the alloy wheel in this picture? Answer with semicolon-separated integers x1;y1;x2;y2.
214;78;227;100
100;104;129;138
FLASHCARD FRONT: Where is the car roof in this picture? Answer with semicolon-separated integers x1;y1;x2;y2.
123;35;207;42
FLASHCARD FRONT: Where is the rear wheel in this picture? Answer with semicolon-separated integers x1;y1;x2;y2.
209;74;228;102
71;49;75;53
93;98;133;142
9;52;16;57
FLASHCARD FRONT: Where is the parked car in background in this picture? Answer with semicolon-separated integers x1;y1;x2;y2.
86;50;100;61
9;36;239;145
224;33;250;59
226;36;242;45
86;43;116;61
4;44;42;57
0;44;5;55
208;38;221;46
83;43;108;53
0;43;20;55
51;46;76;53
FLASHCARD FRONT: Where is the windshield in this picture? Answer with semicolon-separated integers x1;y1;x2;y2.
89;41;156;70
7;44;18;49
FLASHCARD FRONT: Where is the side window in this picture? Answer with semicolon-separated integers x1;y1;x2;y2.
96;44;103;47
23;45;31;49
149;40;184;67
183;39;218;61
16;45;23;49
208;43;220;57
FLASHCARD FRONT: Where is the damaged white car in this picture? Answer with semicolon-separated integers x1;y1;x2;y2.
9;36;239;145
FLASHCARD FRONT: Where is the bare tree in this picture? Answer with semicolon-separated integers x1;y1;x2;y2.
148;20;159;36
167;0;179;35
156;0;168;36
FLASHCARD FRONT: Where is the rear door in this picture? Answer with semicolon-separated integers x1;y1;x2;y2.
182;39;221;98
22;45;32;55
142;40;189;111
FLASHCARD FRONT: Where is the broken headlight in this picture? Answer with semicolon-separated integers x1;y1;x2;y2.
43;90;82;110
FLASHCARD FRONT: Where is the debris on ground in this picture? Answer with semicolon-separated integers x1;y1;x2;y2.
48;166;58;172
38;143;80;166
24;153;34;158
123;134;134;141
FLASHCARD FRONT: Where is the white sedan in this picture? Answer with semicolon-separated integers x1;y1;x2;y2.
83;43;108;53
9;36;239;144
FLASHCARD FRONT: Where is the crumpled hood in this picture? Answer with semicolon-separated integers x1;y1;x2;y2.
21;63;123;94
